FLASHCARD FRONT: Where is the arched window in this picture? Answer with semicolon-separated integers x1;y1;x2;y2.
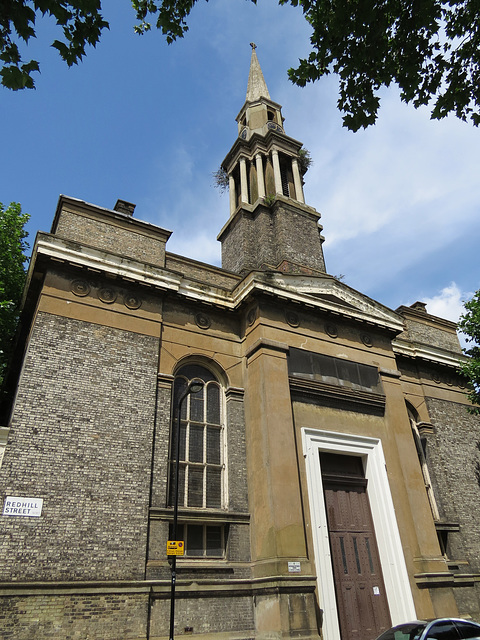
406;402;439;522
169;363;224;510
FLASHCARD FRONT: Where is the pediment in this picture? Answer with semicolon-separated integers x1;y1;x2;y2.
234;271;404;333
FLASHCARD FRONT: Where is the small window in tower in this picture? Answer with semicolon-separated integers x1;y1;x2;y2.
279;154;292;197
267;110;275;122
233;165;241;209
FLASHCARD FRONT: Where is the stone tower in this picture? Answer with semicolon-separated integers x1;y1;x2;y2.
218;44;326;275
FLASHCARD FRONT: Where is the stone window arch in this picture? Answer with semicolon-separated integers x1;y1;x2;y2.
168;362;226;510
406;402;439;521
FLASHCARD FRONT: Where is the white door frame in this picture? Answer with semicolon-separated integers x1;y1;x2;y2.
302;428;416;640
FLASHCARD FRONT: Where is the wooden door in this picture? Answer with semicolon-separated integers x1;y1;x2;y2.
320;453;391;640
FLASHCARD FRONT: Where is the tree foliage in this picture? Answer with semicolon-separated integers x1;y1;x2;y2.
132;0;480;131
458;291;480;414
287;0;480;131
0;1;108;90
0;203;29;384
3;1;480;130
212;166;229;193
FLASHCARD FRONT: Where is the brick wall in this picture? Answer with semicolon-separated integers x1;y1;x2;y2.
426;397;480;569
55;210;167;267
0;592;148;640
220;200;325;274
400;319;460;352
165;255;240;290
272;202;325;273
0;312;159;581
150;594;254;637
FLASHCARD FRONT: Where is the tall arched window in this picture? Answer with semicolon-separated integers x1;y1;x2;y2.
169;363;224;510
406;402;439;522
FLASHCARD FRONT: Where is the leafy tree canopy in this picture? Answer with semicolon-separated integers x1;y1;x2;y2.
2;1;480;130
458;291;480;415
0;1;108;90
0;203;30;384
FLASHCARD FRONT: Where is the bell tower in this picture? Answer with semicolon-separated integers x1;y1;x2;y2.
217;44;326;275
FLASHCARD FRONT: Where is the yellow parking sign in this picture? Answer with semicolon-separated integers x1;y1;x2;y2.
167;540;185;556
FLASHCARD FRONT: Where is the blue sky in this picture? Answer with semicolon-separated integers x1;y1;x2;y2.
1;0;479;327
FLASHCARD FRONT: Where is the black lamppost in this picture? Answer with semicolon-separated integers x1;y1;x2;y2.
169;378;204;640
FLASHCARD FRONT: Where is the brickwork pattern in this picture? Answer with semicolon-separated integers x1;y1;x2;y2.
0;312;159;581
225;394;249;514
150;594;254;636
425;397;480;569
452;583;480;622
221;201;325;274
55;210;166;267
165;255;240;290
399;318;460;352
273;203;325;273
221;207;273;274
151;383;173;506
0;593;147;640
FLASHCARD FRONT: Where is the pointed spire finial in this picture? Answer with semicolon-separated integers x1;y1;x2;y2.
246;43;270;102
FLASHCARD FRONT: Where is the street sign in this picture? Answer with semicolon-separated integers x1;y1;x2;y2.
167;540;185;556
3;497;43;517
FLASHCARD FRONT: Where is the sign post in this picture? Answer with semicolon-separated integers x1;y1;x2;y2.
169;379;204;640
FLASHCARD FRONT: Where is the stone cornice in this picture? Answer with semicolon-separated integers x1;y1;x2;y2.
222;128;303;171
233;271;405;333
0;575;316;597
31;234;405;333
392;338;467;368
225;386;245;400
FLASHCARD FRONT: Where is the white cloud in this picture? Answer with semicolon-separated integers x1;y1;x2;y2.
422;283;470;323
413;283;475;350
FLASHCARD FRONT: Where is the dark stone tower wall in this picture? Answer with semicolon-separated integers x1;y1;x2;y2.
220;198;325;274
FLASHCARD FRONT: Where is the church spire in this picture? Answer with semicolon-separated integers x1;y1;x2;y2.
246;43;271;102
217;45;326;276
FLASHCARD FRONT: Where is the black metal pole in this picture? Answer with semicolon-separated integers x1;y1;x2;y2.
169;380;204;640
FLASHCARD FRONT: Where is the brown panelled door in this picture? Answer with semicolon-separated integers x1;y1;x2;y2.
320;453;391;640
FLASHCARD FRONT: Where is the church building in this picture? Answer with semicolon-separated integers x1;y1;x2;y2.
1;46;480;640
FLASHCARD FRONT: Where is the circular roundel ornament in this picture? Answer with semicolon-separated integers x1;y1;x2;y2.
71;279;90;297
195;313;211;330
325;323;338;338
98;288;117;304
361;334;373;347
124;294;141;310
285;310;300;328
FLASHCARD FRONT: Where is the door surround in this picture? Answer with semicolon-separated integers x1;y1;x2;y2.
302;428;416;640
